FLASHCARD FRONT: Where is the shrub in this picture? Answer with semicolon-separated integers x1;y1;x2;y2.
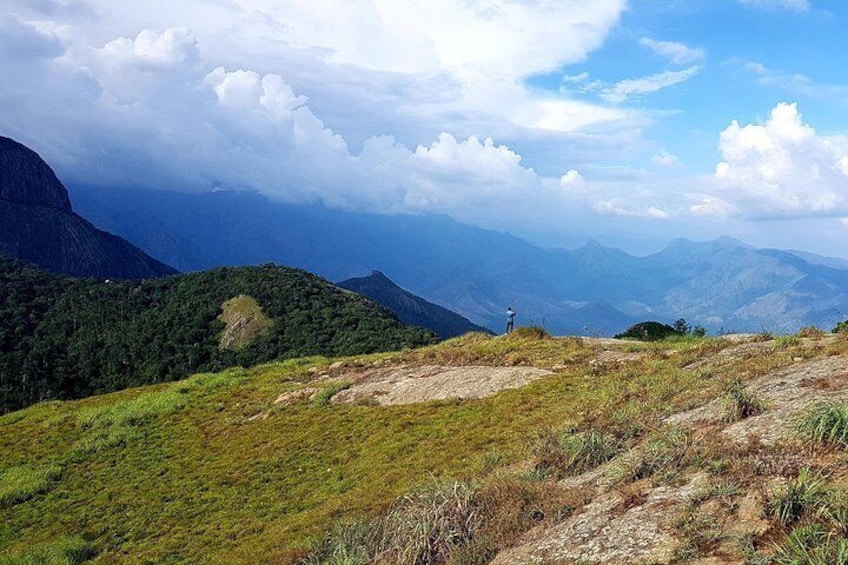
721;379;766;423
799;402;848;448
614;321;681;341
832;320;848;334
530;427;620;478
769;468;826;526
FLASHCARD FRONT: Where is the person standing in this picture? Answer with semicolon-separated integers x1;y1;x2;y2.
505;306;516;334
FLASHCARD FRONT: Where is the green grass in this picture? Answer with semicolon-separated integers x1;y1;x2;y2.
0;464;63;507
770;468;827;527
0;536;95;565
312;381;353;408
799;402;848;448
0;332;844;563
530;427;620;478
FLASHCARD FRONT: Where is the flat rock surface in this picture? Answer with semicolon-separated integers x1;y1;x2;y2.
329;365;553;406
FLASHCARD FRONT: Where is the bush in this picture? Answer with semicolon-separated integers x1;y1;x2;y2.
530;427;620;478
614;321;681;341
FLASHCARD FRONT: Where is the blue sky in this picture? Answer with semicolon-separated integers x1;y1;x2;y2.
3;0;848;257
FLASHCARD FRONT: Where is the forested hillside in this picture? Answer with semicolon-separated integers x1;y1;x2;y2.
0;257;435;413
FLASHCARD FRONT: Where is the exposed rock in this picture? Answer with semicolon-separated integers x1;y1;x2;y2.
217;295;273;351
0;136;177;279
493;474;710;564
274;388;319;406
328;365;553;406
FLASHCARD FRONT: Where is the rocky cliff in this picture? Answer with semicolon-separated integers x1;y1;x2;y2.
0;136;176;278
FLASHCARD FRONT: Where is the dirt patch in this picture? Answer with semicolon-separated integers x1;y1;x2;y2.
327;365;553;406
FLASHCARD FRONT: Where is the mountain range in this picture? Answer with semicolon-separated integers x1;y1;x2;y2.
71;184;848;334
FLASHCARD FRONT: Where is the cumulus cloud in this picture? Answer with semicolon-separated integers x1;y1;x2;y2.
714;102;848;217
601;66;702;104
639;38;704;65
560;169;586;188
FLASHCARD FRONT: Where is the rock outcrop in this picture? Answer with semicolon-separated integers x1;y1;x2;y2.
0;136;177;279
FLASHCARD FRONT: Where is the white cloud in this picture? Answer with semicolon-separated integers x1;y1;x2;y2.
639;38;704;65
651;149;679;167
714;102;848;217
739;0;810;12
601;66;702;104
690;197;737;217
560;169;586;188
595;199;670;219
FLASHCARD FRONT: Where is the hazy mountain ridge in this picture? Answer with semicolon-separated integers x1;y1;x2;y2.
338;270;492;339
0;137;176;279
70;185;848;334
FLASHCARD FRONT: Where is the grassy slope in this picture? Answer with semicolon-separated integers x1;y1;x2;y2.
2;332;847;563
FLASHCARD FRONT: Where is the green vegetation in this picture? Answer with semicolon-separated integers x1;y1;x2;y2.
721;379;767;423
0;464;62;507
770;468;827;526
615;318;707;341
2;327;847;563
0;257;435;413
799;402;848;448
530;426;620;478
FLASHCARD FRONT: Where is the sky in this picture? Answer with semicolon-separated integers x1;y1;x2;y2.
3;0;848;257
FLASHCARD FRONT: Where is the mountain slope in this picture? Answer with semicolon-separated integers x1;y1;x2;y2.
337;270;492;338
0;256;435;413
0;137;176;279
3;332;847;563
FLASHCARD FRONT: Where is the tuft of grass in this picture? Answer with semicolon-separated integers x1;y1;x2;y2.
769;468;827;527
312;382;352;407
799;402;848;448
774;335;802;349
375;478;479;565
529;427;620;479
797;326;826;339
508;325;551;340
772;524;848;565
611;427;690;484
300;519;374;565
0;464;63;507
0;536;96;565
721;379;767;423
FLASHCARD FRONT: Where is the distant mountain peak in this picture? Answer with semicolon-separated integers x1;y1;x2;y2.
0;136;72;211
338;270;491;339
0;136;177;279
